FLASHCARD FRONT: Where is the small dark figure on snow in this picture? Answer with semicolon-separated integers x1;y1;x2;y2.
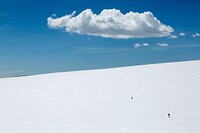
131;97;134;100
168;113;171;118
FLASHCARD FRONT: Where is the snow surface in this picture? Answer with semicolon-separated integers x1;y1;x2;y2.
0;60;200;133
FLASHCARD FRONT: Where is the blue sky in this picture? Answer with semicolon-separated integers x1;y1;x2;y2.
0;0;200;77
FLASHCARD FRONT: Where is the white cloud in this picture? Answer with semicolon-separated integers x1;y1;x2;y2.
47;9;174;39
179;32;186;36
169;35;178;39
157;43;169;47
192;33;200;37
142;43;150;47
133;43;150;48
133;43;141;48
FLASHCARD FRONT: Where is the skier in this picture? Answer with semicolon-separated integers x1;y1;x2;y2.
131;97;134;100
168;113;171;118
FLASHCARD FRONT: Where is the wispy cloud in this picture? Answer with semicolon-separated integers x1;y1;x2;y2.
143;43;150;47
133;43;150;48
171;44;200;48
133;42;200;50
47;9;174;39
168;32;187;38
73;46;132;54
157;43;169;47
179;32;186;36
169;35;178;39
192;33;200;37
133;43;141;48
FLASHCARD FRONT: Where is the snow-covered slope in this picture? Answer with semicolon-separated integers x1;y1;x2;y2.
0;60;200;133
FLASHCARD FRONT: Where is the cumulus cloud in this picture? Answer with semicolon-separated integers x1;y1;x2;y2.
179;32;186;36
133;43;150;48
157;43;169;47
192;33;200;37
47;9;174;39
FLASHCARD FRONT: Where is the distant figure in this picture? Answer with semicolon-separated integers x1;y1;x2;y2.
168;113;171;118
131;97;134;100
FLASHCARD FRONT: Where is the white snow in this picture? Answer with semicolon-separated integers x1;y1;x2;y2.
0;60;200;133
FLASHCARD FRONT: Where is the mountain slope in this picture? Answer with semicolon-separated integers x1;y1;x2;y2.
0;60;200;133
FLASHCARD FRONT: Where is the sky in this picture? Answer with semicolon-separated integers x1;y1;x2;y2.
0;0;200;77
